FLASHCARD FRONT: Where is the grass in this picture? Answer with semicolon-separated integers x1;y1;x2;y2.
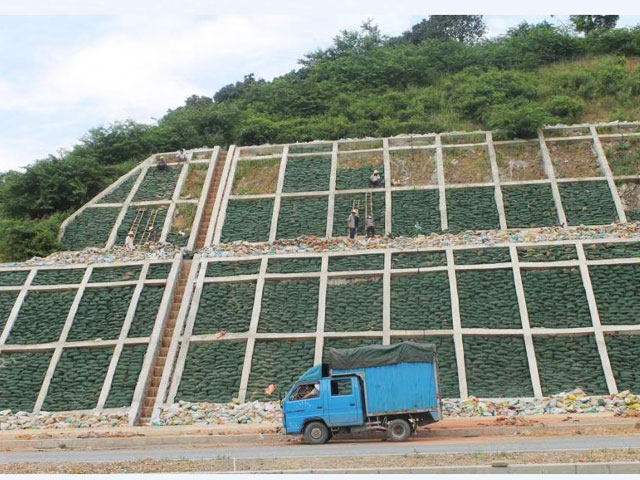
443;146;492;184
548;140;601;178
171;204;197;233
389;149;436;186
232;159;280;195
181;164;208;199
495;142;546;181
338;151;383;170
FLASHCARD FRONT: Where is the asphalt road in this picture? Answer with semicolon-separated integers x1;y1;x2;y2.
3;434;640;464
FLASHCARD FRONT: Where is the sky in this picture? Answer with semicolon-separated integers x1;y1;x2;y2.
0;3;639;172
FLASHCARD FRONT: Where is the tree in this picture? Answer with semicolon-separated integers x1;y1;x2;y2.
570;15;619;35
299;20;386;67
401;15;486;44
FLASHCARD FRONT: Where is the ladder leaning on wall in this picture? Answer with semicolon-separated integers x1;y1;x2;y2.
139;208;160;244
130;208;146;243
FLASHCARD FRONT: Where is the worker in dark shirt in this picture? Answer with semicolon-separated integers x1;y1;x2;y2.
347;209;359;239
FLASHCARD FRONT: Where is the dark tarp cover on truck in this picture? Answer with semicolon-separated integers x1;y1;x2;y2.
327;341;436;370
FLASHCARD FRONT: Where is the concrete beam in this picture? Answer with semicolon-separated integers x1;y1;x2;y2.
268;146;289;242
446;249;468;399
313;254;329;365
487;132;507;230
575;243;618;395
538;130;567;227
383;138;392;236
509;246;543;398
590;124;627;223
33;266;94;413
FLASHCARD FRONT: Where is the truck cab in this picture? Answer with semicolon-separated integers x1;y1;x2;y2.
283;374;365;439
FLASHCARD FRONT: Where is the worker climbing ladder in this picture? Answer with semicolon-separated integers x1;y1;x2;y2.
140;208;160;244
130;208;146;243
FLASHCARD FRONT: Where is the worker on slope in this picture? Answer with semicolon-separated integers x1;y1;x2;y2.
125;231;135;251
347;209;359;240
370;169;381;187
365;215;375;237
157;156;167;172
177;149;188;163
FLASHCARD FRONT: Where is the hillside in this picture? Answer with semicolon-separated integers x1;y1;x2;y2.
1;20;640;261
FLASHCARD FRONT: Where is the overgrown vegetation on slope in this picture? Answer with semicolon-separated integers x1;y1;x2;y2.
1;18;640;261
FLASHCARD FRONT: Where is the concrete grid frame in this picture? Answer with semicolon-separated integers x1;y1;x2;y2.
0;255;181;425
211;121;640;246
153;235;640;416
59;147;221;250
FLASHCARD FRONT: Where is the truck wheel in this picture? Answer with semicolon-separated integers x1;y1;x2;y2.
387;419;412;442
304;421;330;444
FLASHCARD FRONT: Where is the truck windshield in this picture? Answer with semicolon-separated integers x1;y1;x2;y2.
290;382;320;401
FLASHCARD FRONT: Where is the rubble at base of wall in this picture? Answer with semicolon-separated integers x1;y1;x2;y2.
153;389;640;427
0;244;180;269
154;400;283;426
2;389;640;430
443;389;640;417
202;223;640;258
0;409;130;430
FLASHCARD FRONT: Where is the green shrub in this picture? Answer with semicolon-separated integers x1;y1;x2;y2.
325;278;383;331
193;282;256;334
502;184;559;228
258;279;319;333
67;287;135;341
0;351;53;411
464;336;533;397
458;270;521;329
43;347;114;411
176;341;246;403
246;340;315;401
522;268;591;328
105;344;147;408
391;190;441;236
7;290;76;344
534;335;608;395
590;265;640;325
276;196;328;239
221;199;273;242
391;272;451;330
446;187;500;233
544;96;584;123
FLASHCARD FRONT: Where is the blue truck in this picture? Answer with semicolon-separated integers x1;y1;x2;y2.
282;342;441;444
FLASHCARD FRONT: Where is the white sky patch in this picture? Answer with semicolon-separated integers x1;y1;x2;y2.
1;12;639;171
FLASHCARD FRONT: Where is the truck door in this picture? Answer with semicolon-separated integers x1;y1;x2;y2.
327;377;364;427
283;381;325;434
